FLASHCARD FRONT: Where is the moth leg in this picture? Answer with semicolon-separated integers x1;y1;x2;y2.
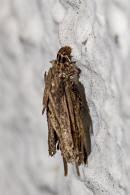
63;157;68;176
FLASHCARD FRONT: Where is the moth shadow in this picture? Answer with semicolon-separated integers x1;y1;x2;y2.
78;81;93;157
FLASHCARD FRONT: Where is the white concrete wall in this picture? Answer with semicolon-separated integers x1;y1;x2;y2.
0;0;129;194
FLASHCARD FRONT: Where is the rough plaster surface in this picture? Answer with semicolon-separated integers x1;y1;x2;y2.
0;0;129;195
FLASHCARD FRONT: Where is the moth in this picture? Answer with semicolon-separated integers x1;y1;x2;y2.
42;46;92;176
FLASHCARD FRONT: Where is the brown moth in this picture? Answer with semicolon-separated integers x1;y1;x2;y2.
42;46;92;176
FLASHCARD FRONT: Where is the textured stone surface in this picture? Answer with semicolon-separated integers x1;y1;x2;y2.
0;0;129;195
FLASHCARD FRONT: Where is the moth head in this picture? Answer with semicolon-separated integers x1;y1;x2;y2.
57;46;72;63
